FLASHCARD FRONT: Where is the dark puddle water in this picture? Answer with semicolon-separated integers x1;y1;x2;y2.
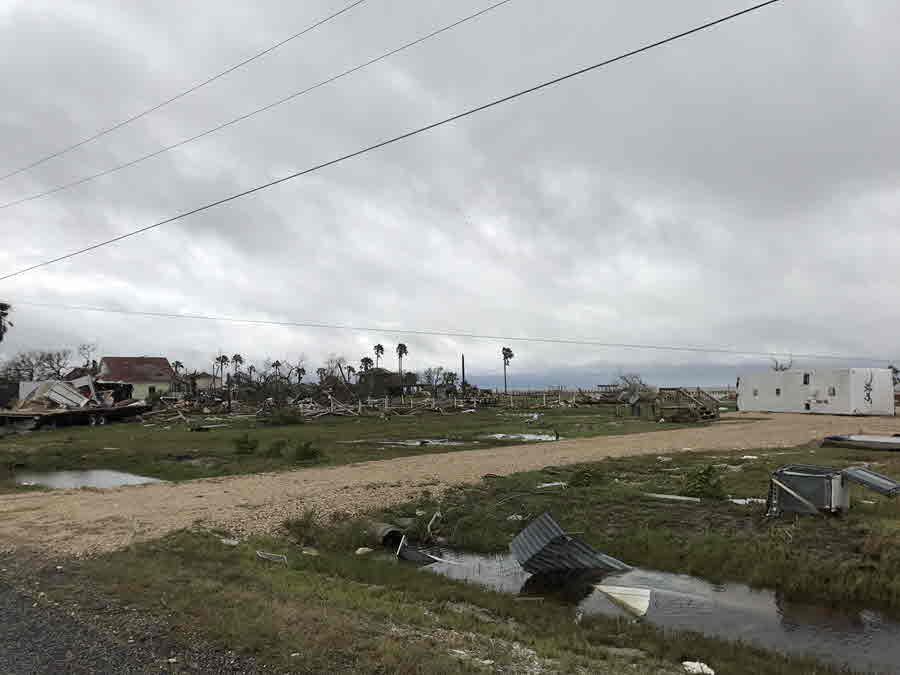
413;550;900;674
15;470;163;489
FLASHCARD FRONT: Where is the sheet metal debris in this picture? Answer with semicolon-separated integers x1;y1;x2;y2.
510;512;630;575
823;434;900;451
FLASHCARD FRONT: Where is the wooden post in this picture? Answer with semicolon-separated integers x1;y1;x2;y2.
358;400;362;415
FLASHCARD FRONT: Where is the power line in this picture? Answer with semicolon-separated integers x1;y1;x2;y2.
0;0;784;283
0;0;369;183
12;300;895;363
0;0;516;211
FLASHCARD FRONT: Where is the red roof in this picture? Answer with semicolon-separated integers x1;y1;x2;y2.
98;357;175;383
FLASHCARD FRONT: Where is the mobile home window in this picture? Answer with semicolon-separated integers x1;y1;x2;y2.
828;385;836;396
803;373;810;385
775;388;781;397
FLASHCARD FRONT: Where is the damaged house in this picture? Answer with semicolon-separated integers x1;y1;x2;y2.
97;357;176;399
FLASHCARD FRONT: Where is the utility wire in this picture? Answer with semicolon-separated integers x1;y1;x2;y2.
0;0;516;211
0;0;784;283
0;0;369;183
12;300;894;363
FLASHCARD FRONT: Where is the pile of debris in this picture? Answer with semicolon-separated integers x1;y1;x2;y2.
1;376;148;429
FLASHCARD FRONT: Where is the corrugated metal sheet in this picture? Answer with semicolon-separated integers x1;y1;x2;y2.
510;512;630;575
842;466;900;497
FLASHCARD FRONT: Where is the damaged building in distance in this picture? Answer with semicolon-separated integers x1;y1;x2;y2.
737;368;895;416
97;356;176;399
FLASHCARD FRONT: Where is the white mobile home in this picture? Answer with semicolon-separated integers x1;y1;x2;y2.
737;368;895;416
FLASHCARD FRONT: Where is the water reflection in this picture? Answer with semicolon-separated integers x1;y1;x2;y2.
14;470;163;489
418;550;899;674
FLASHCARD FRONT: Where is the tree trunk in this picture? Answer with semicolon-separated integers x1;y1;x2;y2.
503;362;508;394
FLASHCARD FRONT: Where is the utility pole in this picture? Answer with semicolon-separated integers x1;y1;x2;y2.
461;354;466;394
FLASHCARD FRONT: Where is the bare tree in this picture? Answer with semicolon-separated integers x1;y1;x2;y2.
77;342;97;367
41;350;72;379
771;357;793;371
421;366;445;396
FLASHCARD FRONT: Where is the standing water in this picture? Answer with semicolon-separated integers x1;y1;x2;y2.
14;470;163;489
419;550;900;674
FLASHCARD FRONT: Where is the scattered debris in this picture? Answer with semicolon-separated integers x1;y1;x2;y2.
426;511;442;538
644;493;701;503
510;512;630;575
301;548;319;556
595;585;651;617
507;514;525;521
536;481;568;489
355;547;374;556
220;538;240;547
256;551;288;565
657;456;673;462
682;661;715;675
741;455;759;460
729;498;767;506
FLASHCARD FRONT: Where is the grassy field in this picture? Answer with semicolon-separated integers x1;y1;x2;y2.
0;406;689;490
39;529;845;674
339;442;900;613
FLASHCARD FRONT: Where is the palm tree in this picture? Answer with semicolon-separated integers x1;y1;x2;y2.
247;364;256;384
0;302;12;343
316;367;327;383
294;366;306;384
346;365;356;383
396;343;408;391
215;355;230;388
374;344;385;368
360;356;374;372
172;360;184;375
501;347;514;394
232;354;244;381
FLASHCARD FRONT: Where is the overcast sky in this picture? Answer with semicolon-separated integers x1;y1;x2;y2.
1;0;898;387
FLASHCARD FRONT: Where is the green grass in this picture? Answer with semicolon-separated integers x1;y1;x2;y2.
0;406;696;482
355;442;900;612
44;529;847;674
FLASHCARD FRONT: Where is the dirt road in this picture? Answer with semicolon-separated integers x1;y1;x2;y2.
2;413;897;556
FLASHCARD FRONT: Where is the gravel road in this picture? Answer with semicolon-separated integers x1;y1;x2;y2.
0;558;268;674
2;413;898;556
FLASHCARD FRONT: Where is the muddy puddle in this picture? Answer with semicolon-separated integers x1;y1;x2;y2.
407;550;900;673
480;433;560;442
337;439;472;447
14;470;163;489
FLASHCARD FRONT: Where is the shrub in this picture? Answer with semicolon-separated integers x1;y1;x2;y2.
284;439;323;463
265;439;289;458
266;409;304;426
682;464;726;500
570;468;594;487
232;433;259;455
